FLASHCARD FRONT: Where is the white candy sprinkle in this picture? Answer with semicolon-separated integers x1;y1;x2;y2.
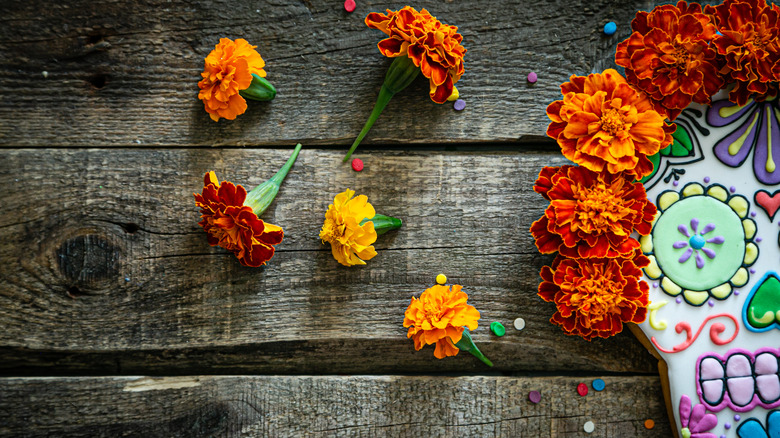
513;317;525;331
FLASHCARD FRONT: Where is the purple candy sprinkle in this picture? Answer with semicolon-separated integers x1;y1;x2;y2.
704;177;711;183
725;423;731;430
673;180;679;186
529;390;541;404
735;290;740;296
751;211;757;217
730;186;736;193
676;297;683;303
735;415;741;421
751;268;757;274
453;99;466;111
720;435;726;438
757;237;763;242
527;72;538;83
708;299;715;307
652;282;658;288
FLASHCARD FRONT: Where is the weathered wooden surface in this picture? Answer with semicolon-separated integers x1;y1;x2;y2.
0;0;653;147
0;375;668;437
0;148;657;375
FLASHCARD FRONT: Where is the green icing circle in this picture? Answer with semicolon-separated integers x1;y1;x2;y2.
652;195;745;291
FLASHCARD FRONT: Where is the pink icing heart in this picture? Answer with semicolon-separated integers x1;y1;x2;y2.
755;190;780;221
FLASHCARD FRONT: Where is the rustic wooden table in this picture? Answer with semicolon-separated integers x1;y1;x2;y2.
0;0;672;436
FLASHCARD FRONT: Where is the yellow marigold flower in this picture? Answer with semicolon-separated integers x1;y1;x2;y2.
320;189;380;266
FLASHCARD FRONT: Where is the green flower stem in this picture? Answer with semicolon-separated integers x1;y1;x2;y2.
360;214;402;235
343;56;421;163
245;143;302;216
454;329;493;367
239;74;277;101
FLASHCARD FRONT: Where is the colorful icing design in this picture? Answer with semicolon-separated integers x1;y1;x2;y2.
736;410;780;438
743;271;780;332
648;300;669;330
678;394;718;438
754;190;780;221
708;97;780;185
651;313;738;354
697;348;780;413
641;183;758;305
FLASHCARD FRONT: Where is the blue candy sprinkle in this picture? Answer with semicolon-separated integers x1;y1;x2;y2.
592;378;605;392
604;22;617;35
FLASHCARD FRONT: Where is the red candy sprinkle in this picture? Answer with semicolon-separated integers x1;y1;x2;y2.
351;158;364;172
577;383;588;396
344;0;356;12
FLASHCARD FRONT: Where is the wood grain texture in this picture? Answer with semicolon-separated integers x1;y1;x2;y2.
0;375;670;437
0;0;654;146
0;148;658;374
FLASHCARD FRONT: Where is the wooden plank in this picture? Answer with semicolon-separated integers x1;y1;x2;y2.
0;148;658;374
0;0;654;146
0;375;670;437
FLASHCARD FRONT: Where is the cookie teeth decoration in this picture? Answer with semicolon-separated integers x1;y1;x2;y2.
531;1;780;437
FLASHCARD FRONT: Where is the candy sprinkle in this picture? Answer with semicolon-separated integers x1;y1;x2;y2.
513;317;525;331
351;158;364;172
527;71;538;83
436;274;447;285
644;419;655;429
490;321;506;337
528;390;541;404
583;421;595;433
604;21;617;35
344;0;356;13
592;379;605;392
453;99;466;111
577;383;588;396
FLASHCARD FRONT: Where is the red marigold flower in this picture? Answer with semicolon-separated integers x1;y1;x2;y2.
547;69;675;179
706;0;780;106
366;6;466;104
530;165;656;259
615;1;723;120
194;171;284;267
538;250;650;341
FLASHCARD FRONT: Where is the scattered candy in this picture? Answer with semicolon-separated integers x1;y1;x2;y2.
447;86;460;102
583;420;595;433
577;383;588;396
730;186;736;193
724;422;731;430
603;22;617;35
351;158;364;172
490;321;506;337
708;299;715;307
436;273;447;285
527;71;538;83
42;71;48;78
453;99;466;111
704;176;711;183
513;317;525;331
344;0;356;13
735;415;741;421
644;419;655;429
592;379;605;392
528;390;541;404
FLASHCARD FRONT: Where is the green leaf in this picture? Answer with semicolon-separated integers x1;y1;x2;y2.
239;74;277;101
454;329;493;367
360;214;402;235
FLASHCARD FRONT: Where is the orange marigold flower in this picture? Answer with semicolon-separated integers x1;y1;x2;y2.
538;250;650;341
198;38;266;122
320;189;379;266
194;171;283;267
403;284;480;359
706;0;780;106
530;165;656;259
615;0;723;120
546;69;675;179
366;6;466;104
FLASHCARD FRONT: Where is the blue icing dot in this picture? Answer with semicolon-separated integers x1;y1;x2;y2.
604;22;617;35
690;234;706;250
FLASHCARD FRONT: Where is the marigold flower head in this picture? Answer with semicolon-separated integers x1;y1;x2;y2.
546;69;675;179
194;171;283;267
615;1;724;120
403;284;480;359
320;189;379;266
198;38;267;122
530;165;657;259
366;6;466;104
706;0;780;106
538;250;650;341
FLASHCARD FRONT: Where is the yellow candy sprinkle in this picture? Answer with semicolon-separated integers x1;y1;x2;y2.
436;274;447;285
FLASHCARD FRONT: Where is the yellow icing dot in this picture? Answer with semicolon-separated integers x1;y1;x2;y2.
744;243;758;265
658;192;680;211
743;219;756;239
436;274;447;285
707;185;728;202
684;290;709;305
730;268;748;287
728;196;749;218
682;183;704;197
644;256;662;279
447;86;459;102
710;283;732;299
647;301;668;330
661;277;682;295
640;235;654;253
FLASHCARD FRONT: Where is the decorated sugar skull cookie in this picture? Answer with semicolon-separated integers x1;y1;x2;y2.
636;92;780;438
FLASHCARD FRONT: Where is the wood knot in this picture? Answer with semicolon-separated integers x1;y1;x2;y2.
56;234;120;293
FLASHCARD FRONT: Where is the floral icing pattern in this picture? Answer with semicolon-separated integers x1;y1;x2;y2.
678;394;719;438
708;96;780;185
641;183;758;305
